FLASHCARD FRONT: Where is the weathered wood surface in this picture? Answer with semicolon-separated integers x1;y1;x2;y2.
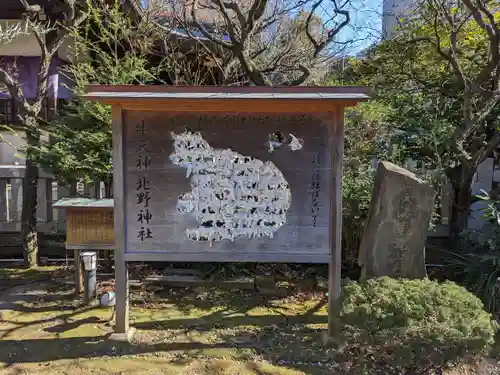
65;208;114;247
328;110;344;337
112;106;129;334
123;111;333;263
84;85;371;112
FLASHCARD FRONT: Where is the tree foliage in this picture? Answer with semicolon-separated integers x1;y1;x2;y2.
0;0;87;267
341;101;395;269
32;1;166;189
39;0;362;188
335;0;500;239
325;67;396;270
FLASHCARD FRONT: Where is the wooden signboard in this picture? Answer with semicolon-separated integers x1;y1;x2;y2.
84;85;370;339
54;197;115;293
123;111;330;263
54;198;115;249
66;208;114;248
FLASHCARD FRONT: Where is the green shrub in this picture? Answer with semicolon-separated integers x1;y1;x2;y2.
338;277;498;375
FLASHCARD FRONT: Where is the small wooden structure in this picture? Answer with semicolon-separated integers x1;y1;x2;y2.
53;197;114;292
84;85;369;339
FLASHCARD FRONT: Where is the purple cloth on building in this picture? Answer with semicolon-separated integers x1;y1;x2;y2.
0;56;73;99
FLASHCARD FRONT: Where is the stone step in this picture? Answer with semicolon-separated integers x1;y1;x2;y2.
254;275;276;288
129;279;143;288
256;286;289;297
215;277;254;290
145;275;255;290
145;275;211;287
161;268;200;276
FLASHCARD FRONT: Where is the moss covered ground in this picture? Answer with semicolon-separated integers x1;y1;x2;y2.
0;267;498;375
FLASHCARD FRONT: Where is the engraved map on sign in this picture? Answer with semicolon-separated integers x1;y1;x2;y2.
169;130;291;242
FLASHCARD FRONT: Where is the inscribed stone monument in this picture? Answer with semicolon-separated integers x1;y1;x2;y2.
358;161;435;279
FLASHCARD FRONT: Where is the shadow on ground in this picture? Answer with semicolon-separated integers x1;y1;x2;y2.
0;267;59;294
1;268;498;375
0;278;335;374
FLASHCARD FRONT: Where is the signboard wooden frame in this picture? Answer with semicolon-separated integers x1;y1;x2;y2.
85;85;369;339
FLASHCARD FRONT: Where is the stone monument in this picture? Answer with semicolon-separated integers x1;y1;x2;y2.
358;161;435;280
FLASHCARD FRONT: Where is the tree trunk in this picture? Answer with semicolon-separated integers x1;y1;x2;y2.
447;164;475;243
21;129;40;268
67;178;78;196
104;180;112;199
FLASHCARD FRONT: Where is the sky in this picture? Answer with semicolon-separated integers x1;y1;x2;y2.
323;0;383;55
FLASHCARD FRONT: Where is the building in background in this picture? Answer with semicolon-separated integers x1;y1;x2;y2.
382;0;416;39
0;0;143;166
0;0;79;165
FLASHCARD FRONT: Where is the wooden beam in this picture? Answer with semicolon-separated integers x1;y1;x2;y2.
0;179;7;223
74;249;83;293
65;244;114;250
0;166;53;178
124;252;329;263
44;178;54;222
85;84;371;95
91;98;363;113
9;178;22;222
327;109;344;338
111;106;129;335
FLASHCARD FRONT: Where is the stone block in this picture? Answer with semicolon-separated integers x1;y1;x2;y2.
216;278;255;290
255;275;276;289
109;327;136;343
144;275;211;287
257;287;288;297
162;268;200;276
296;277;317;291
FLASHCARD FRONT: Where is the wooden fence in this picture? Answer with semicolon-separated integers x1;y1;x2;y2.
0;165;107;235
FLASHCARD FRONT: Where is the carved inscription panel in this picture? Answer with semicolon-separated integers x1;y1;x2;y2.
66;208;114;246
123;111;332;262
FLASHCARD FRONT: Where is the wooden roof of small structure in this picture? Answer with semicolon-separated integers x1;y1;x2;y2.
53;198;114;209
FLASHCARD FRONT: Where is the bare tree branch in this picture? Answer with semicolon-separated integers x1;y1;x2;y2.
190;0;233;48
163;0;353;86
0;68;31;115
222;1;246;29
306;0;350;58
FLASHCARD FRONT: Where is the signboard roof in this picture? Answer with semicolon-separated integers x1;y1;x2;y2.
85;91;370;100
84;85;370;112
